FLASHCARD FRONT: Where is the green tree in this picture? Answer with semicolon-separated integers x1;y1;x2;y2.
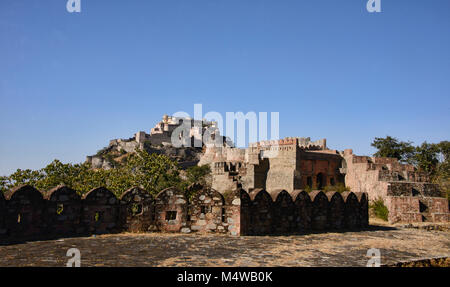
412;142;440;176
437;141;450;162
122;149;182;196
0;176;10;194
183;165;211;199
185;165;211;185
8;168;44;188
371;136;415;163
372;137;450;200
435;141;450;200
1;149;184;197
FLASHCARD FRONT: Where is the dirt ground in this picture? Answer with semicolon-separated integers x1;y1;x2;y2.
0;219;448;267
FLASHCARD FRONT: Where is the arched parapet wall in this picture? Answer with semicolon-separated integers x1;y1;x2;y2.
271;190;295;234
268;189;291;202
342;191;361;229
326;191;345;230
248;189;273;235
45;185;82;236
154;187;188;233
81;187;119;235
4;185;46;239
249;188;268;202
355;192;369;227
119;187;154;233
0;191;7;238
4;185;44;201
0;184;370;241
189;188;225;233
290;190;312;231
309;190;328;230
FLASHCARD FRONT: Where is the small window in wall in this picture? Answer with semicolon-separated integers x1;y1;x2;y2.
56;203;64;215
330;178;335;186
129;203;143;216
151;206;156;221
94;211;103;222
165;211;177;221
316;173;324;189
222;208;226;222
201;205;211;214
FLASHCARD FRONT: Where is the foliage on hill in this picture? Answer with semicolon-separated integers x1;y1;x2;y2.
0;149;210;198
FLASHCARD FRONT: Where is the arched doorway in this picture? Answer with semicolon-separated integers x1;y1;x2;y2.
316;173;325;189
306;176;313;189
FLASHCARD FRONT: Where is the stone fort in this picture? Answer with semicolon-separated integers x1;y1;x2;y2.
199;136;449;224
4;115;445;243
88;115;448;225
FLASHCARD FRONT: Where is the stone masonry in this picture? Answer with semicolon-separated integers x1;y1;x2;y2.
85;116;448;224
199;136;449;224
0;184;368;243
342;149;449;223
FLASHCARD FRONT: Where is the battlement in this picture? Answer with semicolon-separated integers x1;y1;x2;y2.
0;185;369;242
249;137;326;150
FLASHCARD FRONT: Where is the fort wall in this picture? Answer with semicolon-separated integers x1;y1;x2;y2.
0;185;369;243
343;150;449;224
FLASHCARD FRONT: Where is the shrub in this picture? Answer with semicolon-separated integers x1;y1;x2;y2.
96;147;109;156
370;198;389;221
323;183;350;193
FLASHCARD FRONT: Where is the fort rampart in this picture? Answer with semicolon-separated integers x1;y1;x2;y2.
0;185;368;243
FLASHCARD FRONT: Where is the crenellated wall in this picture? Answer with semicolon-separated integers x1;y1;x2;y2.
0;185;369;243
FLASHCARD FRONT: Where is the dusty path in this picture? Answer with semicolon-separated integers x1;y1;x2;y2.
0;224;448;267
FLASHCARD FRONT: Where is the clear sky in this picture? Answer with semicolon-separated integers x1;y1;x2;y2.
1;0;449;176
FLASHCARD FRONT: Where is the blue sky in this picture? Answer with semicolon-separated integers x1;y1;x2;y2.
1;0;449;176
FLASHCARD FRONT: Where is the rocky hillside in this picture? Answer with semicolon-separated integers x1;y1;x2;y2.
86;135;204;170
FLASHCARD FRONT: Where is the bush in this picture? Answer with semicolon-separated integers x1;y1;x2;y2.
96;147;109;156
370;198;389;221
1;150;184;197
323;183;350;193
